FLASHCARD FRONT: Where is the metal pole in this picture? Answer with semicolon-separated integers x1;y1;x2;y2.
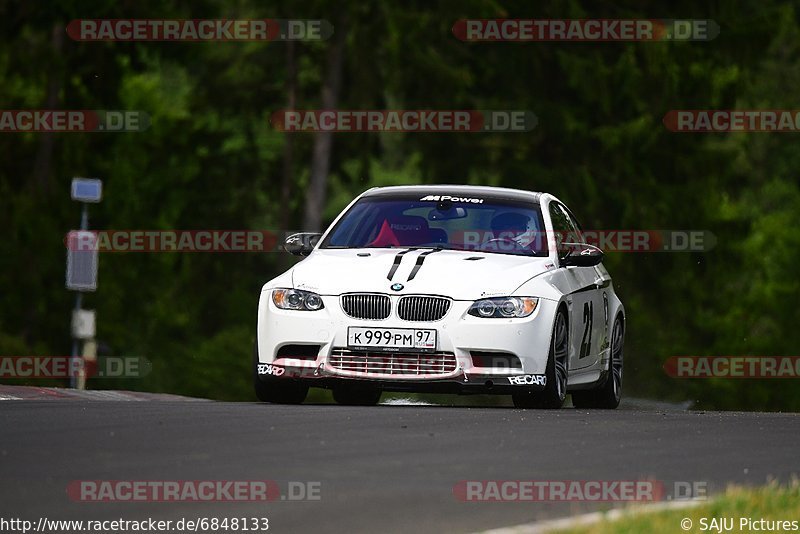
80;203;88;230
69;203;89;389
69;293;83;389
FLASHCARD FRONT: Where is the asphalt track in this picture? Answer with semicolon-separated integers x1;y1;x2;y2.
1;388;798;534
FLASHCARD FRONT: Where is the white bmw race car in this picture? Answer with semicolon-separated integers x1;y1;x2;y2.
255;185;624;409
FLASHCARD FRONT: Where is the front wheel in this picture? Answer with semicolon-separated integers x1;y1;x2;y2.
512;308;569;409
571;316;623;409
253;342;308;404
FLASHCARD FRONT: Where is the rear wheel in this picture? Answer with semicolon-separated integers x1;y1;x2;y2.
512;308;568;409
333;387;382;406
253;342;308;404
571;316;623;409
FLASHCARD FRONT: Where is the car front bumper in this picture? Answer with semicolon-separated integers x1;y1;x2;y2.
256;290;558;392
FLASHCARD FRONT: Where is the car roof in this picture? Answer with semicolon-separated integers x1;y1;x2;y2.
361;185;542;204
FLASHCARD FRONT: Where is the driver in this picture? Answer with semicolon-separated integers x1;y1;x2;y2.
487;212;542;252
490;212;531;239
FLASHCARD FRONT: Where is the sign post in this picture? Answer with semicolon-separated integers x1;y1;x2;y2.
66;178;102;389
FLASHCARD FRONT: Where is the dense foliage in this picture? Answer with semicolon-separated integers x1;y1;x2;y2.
2;0;799;409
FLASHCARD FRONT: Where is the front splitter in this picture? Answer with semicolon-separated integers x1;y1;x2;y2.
256;363;547;395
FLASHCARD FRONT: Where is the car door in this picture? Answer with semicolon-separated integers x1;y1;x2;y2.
548;201;604;371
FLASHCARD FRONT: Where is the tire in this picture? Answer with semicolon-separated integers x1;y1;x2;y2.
333;387;382;406
571;315;623;409
253;342;308;404
512;308;569;409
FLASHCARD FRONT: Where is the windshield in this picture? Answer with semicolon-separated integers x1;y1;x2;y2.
320;196;548;256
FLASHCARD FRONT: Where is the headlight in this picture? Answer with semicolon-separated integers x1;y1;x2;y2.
468;297;538;318
272;289;325;311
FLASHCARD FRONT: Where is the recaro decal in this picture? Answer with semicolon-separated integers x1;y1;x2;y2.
419;195;484;204
390;223;422;231
507;374;547;386
257;363;285;377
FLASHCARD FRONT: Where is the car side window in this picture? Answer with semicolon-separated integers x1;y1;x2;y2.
549;202;586;259
549;202;571;235
559;204;584;242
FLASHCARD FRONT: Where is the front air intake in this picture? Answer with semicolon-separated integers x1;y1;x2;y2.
329;349;457;376
470;351;523;370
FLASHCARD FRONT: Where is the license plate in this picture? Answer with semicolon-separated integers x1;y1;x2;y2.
347;327;437;353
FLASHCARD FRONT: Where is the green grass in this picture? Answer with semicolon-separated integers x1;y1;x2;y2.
554;482;800;534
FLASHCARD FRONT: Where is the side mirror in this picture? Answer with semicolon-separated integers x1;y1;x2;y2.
559;243;603;267
284;232;322;256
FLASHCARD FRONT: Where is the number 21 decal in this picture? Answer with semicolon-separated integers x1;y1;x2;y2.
580;301;593;359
